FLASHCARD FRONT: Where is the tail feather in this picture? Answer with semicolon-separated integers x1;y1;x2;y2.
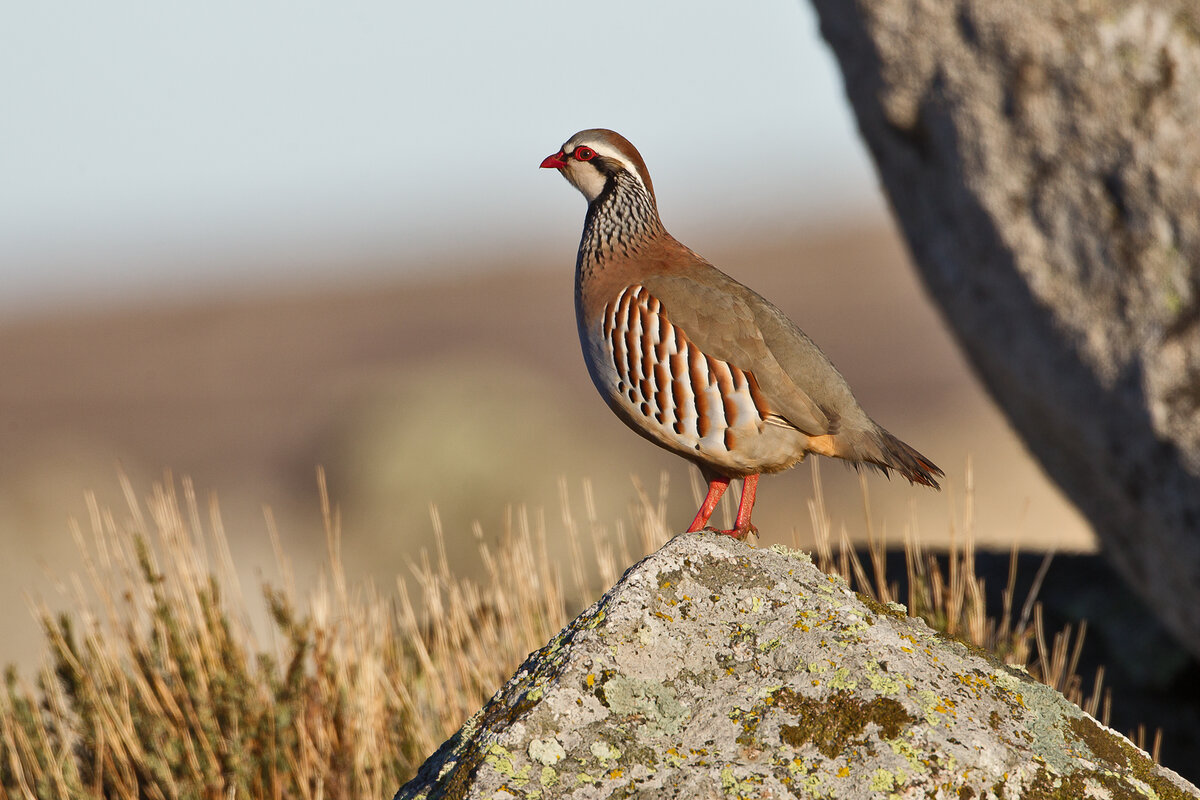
862;428;943;490
805;427;943;489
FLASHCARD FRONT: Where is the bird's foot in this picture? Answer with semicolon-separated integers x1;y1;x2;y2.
703;524;758;542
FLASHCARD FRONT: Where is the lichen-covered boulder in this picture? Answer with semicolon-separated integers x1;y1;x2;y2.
394;533;1198;799
808;0;1200;658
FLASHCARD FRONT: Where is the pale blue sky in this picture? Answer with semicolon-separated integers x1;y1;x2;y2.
1;1;881;312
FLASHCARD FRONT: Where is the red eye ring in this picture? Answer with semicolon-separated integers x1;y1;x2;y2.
574;146;596;161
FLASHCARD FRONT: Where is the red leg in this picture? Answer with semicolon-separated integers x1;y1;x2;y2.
731;474;759;540
689;475;760;541
687;476;730;532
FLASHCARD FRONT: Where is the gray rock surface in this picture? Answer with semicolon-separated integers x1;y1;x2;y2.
394;533;1197;799
806;0;1200;655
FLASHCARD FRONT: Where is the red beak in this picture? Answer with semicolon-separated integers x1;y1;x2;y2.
540;152;567;169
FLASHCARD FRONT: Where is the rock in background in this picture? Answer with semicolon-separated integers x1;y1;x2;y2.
808;0;1200;656
394;534;1196;799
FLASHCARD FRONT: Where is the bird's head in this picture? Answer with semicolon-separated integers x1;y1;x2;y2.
540;129;656;204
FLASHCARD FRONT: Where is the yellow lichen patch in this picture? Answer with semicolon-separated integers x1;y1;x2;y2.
953;670;996;700
719;765;765;797
931;696;958;717
869;768;897;792
829;667;859;691
864;659;907;695
889;738;930;776
485;744;531;786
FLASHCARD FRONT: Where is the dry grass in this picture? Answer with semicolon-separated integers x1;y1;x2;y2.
803;461;1112;728
0;468;1122;799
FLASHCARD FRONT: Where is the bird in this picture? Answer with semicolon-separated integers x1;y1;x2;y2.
541;129;942;540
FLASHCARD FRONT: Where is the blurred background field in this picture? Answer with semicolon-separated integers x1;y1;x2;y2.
0;219;1094;672
1;0;1092;672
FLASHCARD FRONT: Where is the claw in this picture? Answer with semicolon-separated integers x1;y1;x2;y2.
703;524;758;542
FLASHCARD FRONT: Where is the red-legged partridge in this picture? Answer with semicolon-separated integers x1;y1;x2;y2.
541;129;942;540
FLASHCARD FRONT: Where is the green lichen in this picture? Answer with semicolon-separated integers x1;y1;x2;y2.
590;740;622;764
600;675;690;736
864;659;906;695
485;743;513;772
913;690;948;726
758;637;782;653
485;744;531;786
528;737;565;766
828;667;858;691
836;618;871;638
869;768;897;792
719;765;764;798
785;756;810;776
769;544;813;563
889;737;929;776
719;766;735;792
792;766;833;799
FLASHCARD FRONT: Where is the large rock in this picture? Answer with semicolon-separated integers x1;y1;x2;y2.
806;0;1200;655
394;533;1196;799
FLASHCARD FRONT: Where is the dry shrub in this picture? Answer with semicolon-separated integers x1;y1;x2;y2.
0;466;1137;799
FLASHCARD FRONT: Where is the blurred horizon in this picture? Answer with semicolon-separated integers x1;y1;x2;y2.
2;0;879;314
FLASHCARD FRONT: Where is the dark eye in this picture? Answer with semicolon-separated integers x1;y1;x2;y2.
575;146;596;161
